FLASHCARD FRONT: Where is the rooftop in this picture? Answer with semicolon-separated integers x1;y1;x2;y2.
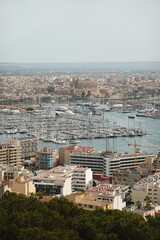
60;145;94;152
133;174;160;190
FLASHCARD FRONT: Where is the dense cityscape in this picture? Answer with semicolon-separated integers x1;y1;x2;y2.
1;0;160;239
0;64;160;227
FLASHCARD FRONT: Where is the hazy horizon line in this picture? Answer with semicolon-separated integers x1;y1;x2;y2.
0;61;160;64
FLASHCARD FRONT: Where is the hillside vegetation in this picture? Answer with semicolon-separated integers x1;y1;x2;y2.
0;192;160;240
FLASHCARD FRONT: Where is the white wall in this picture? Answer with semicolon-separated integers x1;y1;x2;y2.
113;195;126;210
85;169;93;184
62;177;72;196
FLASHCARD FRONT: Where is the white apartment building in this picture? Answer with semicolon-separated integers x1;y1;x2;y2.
87;184;126;210
32;165;93;196
132;174;160;203
70;151;154;176
72;167;92;192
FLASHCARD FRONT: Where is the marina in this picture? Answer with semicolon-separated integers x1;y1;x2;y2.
0;105;159;155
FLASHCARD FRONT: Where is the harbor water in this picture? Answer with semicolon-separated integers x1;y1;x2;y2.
0;112;159;156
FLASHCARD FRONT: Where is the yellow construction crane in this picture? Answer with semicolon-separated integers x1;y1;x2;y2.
128;140;160;169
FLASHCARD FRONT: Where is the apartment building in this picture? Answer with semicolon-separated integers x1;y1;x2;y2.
112;169;143;187
67;193;109;211
35;147;57;169
70;151;154;176
137;156;160;176
5;137;39;159
0;144;22;166
59;145;94;165
11;176;36;196
72;167;92;192
31;167;72;196
0;165;33;181
67;183;126;211
132;175;160;203
32;165;93;196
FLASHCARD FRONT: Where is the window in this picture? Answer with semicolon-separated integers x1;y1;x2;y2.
89;205;93;209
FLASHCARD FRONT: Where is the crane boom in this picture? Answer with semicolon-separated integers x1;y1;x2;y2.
128;143;159;149
128;140;159;169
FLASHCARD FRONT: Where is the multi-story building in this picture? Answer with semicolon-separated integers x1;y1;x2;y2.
132;175;160;203
112;169;143;187
67;193;109;211
32;167;72;196
0;165;33;181
31;165;93;196
0;144;22;166
67;183;126;211
72;167;92;192
11;176;36;196
70;151;154;176
35;147;57;169
137;156;160;176
59;145;94;165
70;152;105;174
5;137;39;159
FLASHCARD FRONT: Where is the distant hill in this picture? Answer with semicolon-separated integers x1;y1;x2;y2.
0;62;160;73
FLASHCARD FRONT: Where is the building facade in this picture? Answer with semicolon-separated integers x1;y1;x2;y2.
0;165;33;181
70;151;154;176
59;145;94;165
72;167;93;192
67;183;126;211
35;147;57;169
11;176;36;196
32;165;93;196
70;152;105;174
0;144;22;166
132;175;160;203
112;169;143;187
5;137;39;159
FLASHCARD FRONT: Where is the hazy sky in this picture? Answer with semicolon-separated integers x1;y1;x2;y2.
0;0;160;63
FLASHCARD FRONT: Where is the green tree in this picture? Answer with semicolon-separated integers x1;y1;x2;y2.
144;196;152;210
136;201;142;209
